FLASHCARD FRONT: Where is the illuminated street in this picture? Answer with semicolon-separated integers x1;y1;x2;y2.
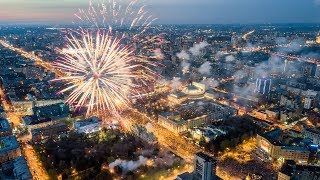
23;144;50;180
0;40;64;77
0;85;49;179
0;42;50;179
0;85;23;127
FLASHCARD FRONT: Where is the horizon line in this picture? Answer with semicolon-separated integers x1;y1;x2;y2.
0;22;320;27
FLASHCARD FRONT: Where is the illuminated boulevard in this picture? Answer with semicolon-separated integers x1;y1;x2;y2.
0;41;51;180
0;88;50;179
0;40;64;77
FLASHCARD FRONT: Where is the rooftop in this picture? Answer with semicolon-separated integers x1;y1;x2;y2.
281;146;309;151
205;88;216;95
264;128;283;139
196;152;216;162
170;92;187;98
159;112;180;119
0;136;19;153
33;103;69;118
74;116;101;128
1;156;32;180
185;85;199;91
23;103;70;125
280;160;320;176
31;122;69;136
13;156;32;180
177;172;193;180
305;128;320;135
0;118;11;132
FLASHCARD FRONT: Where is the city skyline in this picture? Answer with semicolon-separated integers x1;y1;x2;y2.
0;0;320;180
0;0;320;25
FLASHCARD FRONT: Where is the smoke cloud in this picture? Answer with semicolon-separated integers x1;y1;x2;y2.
181;60;191;73
109;156;148;172
276;38;305;54
225;55;236;62
201;78;219;89
215;51;224;60
233;82;257;97
153;152;176;167
189;41;209;56
170;77;182;91
198;61;212;75
176;50;190;60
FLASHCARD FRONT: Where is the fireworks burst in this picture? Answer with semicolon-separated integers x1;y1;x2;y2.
73;0;166;60
55;0;163;115
75;0;156;36
56;31;138;115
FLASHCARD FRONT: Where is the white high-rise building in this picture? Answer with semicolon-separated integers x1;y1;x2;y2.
194;152;217;180
176;152;217;180
255;78;272;95
315;65;320;79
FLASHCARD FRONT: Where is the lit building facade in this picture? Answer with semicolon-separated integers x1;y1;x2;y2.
31;122;69;143
255;78;272;95
74;116;102;134
160;99;236;134
158;112;208;134
168;82;206;105
231;33;238;49
256;129;310;165
303;128;320;145
194;152;217;180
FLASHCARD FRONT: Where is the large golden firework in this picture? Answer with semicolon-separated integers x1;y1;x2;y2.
55;0;163;115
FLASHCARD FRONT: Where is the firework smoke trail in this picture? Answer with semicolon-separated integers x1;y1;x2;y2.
55;0;164;115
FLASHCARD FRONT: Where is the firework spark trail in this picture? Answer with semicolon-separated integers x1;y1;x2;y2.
73;0;164;57
55;31;143;115
73;0;166;67
55;0;164;115
74;0;157;33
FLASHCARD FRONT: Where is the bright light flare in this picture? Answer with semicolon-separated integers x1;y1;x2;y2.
55;31;140;115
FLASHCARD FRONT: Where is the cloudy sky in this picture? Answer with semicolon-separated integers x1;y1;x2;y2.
0;0;319;24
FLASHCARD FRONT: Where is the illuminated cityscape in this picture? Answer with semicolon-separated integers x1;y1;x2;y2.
0;0;320;180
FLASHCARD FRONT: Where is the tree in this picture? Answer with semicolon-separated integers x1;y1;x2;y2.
220;140;230;150
241;133;249;141
199;136;207;147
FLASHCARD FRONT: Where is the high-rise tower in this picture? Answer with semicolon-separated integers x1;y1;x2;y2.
194;152;217;180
